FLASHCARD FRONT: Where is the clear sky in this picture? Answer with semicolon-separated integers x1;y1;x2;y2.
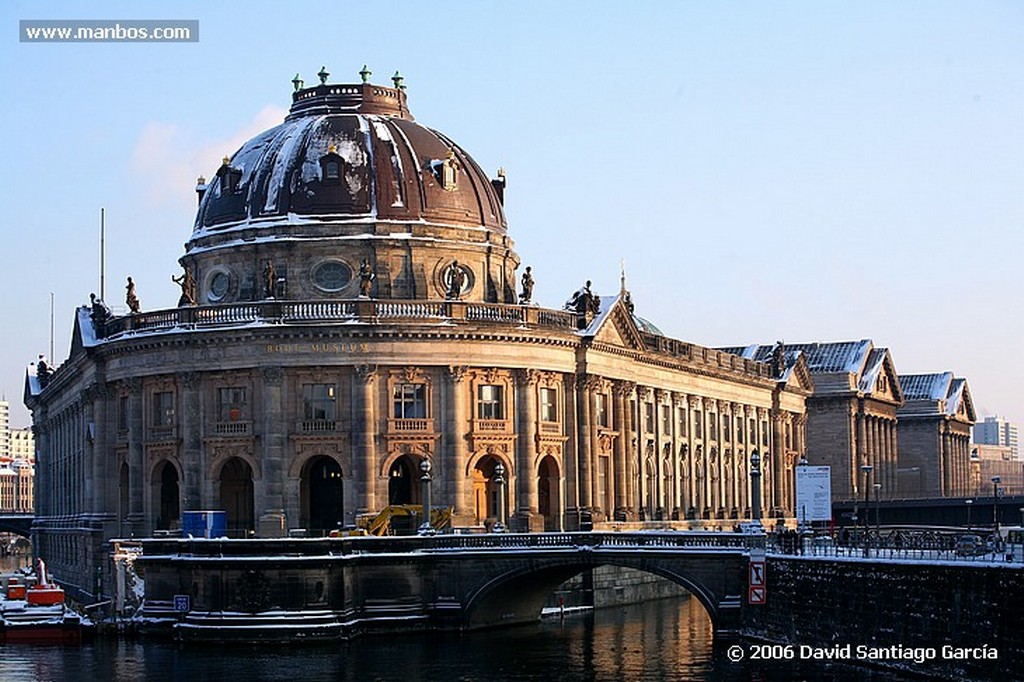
1;1;1021;429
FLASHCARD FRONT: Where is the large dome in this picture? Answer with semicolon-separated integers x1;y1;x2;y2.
182;70;519;304
193;78;506;233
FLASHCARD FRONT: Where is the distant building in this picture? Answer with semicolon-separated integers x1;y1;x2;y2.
896;373;975;498
0;426;34;514
973;416;1019;460
0;399;9;460
970;443;1023;497
722;341;903;501
9;428;34;463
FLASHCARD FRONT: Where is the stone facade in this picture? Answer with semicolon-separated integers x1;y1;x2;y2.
724;341;904;501
897;372;975;497
23;75;810;601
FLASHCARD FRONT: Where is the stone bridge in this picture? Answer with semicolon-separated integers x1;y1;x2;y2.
132;531;761;640
0;514;33;538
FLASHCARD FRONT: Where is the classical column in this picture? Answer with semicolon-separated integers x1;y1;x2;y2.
563;373;580;527
180;371;203;513
653;390;666;519
941;425;952;496
447;366;470;524
771;410;785;513
855;404;867;497
126;377;144;532
354;365;378;517
255;367;286;536
575;375;594;515
613;381;634;520
515;369;540;531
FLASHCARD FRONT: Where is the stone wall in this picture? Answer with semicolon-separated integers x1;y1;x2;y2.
551;566;690;609
744;556;1024;680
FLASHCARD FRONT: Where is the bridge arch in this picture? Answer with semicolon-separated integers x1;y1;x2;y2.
462;555;726;633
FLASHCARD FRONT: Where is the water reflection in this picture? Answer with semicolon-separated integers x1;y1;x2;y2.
0;594;913;681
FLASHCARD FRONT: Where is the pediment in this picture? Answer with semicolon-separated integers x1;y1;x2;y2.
587;296;645;351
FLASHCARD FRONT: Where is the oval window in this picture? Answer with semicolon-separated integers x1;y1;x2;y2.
313;261;352;292
208;271;230;301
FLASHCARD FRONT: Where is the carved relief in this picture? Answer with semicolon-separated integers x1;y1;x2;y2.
354;364;378;384
448;365;468;384
261;366;284;387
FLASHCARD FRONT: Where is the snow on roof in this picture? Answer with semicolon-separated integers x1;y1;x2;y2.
857;348;888;394
719;340;875;376
899;372;954;402
576;290;615;337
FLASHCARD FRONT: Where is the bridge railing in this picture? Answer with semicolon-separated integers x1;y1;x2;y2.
129;531;764;560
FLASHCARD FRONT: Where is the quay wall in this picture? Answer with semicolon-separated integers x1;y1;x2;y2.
553;566;690;609
744;556;1024;680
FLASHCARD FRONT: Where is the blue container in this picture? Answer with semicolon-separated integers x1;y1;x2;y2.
181;511;227;538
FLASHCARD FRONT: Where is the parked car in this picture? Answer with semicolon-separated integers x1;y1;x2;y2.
954;534;988;556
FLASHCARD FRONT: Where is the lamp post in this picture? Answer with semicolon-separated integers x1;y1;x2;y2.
417;458;435;536
873;483;881;535
749;450;762;529
992;476;1001;547
493;462;506;533
796;456;808;532
860;465;873;554
965;499;973;531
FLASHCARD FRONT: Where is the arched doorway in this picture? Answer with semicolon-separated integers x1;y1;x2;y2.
387;456;418;506
220;457;254;537
472;456;505;527
537;455;560;531
305;456;343;532
153;461;180;531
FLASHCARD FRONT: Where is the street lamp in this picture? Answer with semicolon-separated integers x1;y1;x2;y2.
860;465;873;554
493;462;506;533
749;449;762;528
417;458;435;536
992;476;1001;547
796;456;808;532
965;499;973;531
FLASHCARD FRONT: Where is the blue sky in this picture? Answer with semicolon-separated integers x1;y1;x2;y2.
1;1;1021;428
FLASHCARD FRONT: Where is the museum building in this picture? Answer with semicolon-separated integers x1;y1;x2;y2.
24;70;811;601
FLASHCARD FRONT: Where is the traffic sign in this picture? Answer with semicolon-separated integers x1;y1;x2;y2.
749;561;765;587
748;585;766;605
173;594;191;612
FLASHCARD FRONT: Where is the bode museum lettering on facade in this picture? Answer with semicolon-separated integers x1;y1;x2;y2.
24;68;819;600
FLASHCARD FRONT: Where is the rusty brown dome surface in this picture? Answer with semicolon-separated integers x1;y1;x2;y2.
193;81;507;235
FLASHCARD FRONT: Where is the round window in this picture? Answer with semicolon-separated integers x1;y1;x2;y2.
208;271;230;302
312;260;353;292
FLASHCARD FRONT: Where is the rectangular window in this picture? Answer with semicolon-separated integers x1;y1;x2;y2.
216;387;248;422
540;387;558;422
723;417;731;442
595;393;609;428
694;411;703;436
762;420;769;445
477;385;504;420
661;405;671;433
393;384;426;419
644;403;654;433
736;416;744;443
152;391;174;427
118;395;129;432
709;413;718;440
750;419;756;444
303;383;337;422
678;408;687;437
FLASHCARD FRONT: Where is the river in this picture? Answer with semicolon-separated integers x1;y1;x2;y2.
0;595;912;681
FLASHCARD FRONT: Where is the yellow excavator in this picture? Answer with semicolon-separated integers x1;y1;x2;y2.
350;505;454;536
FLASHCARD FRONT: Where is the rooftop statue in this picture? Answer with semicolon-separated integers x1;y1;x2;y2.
126;277;141;314
519;266;534;304
172;267;197;307
359;258;375;298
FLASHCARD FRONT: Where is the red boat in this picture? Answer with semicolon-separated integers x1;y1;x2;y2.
0;560;92;644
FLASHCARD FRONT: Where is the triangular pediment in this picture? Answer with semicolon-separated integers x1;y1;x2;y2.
587;296;645;350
